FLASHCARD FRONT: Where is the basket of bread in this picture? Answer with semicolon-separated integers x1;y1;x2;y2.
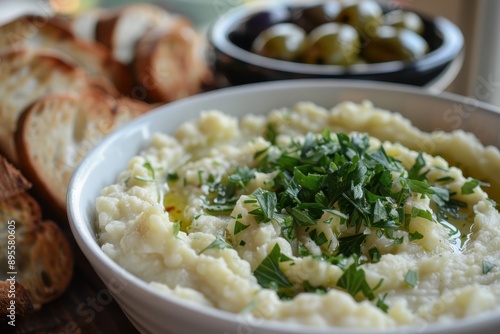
0;1;212;324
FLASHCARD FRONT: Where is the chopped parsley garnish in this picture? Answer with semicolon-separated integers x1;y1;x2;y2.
167;172;179;181
404;270;418;287
234;220;249;234
228;166;255;191
172;221;181;238
408;231;424;241
461;178;490;195
337;257;383;301
134;161;156;182
188;128;491;309
199;235;233;254
253;243;295;298
303;280;327;295
368;246;381;263
482;261;496;274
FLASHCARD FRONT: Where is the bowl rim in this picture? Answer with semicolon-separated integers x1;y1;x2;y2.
68;79;500;334
208;0;464;76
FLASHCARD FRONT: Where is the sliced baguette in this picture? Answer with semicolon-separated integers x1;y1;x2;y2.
0;15;132;95
0;192;73;309
0;155;31;200
133;18;213;103
0;48;90;165
95;3;174;65
0;281;34;320
71;8;103;42
14;90;153;218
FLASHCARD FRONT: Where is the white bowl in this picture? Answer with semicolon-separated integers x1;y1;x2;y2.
67;80;500;334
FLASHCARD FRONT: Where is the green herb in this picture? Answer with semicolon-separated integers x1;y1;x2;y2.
265;123;279;144
199;235;233;254
408;152;429;180
404;270;418;287
393;236;404;245
253;243;295;298
196;129;480;305
461;178;490;195
239;240;246;247
303;281;327;295
411;207;433;221
324;209;349;221
368;247;381;263
228;166;255;190
134;176;155;182
197;170;204;185
482;261;496;274
251;188;277;223
204;203;236;214
338;234;367;257
436;176;454;183
172;221;180;238
167;172;179;181
241;300;257;314
234;220;249;234
144;162;155;178
134;162;157;182
336;258;382;300
408;231;424;241
376;293;389;313
461;179;479;195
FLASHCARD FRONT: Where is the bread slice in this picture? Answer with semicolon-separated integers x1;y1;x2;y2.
0;48;90;165
71;8;103;41
0;281;34;320
133;18;213;103
14;90;153;219
0;15;132;95
0;155;31;200
0;192;73;309
95;3;173;64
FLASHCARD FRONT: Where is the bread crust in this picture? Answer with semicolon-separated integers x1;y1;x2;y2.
0;193;73;309
71;8;103;42
0;281;34;320
94;3;172;65
0;48;89;165
0;15;133;95
0;155;31;200
133;19;213;103
14;90;153;219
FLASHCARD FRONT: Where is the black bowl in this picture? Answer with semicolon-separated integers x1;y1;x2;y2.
207;0;464;87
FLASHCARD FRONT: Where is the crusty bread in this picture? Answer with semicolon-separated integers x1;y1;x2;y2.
0;15;132;95
0;158;73;310
14;90;153;218
0;193;73;309
95;3;173;65
0;48;90;165
133;18;213;103
0;281;34;320
71;8;102;41
0;155;31;200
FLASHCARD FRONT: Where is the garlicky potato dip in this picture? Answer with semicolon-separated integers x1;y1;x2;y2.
96;101;500;329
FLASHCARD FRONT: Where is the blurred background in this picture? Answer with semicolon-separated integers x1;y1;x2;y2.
1;0;499;106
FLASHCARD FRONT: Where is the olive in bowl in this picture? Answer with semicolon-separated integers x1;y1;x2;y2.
207;0;464;87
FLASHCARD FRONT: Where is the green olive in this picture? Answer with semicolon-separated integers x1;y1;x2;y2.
383;10;425;35
361;25;429;62
303;23;360;65
251;23;307;61
291;2;342;32
336;0;383;38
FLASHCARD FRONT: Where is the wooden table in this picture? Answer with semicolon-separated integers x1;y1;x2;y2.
1;247;139;334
